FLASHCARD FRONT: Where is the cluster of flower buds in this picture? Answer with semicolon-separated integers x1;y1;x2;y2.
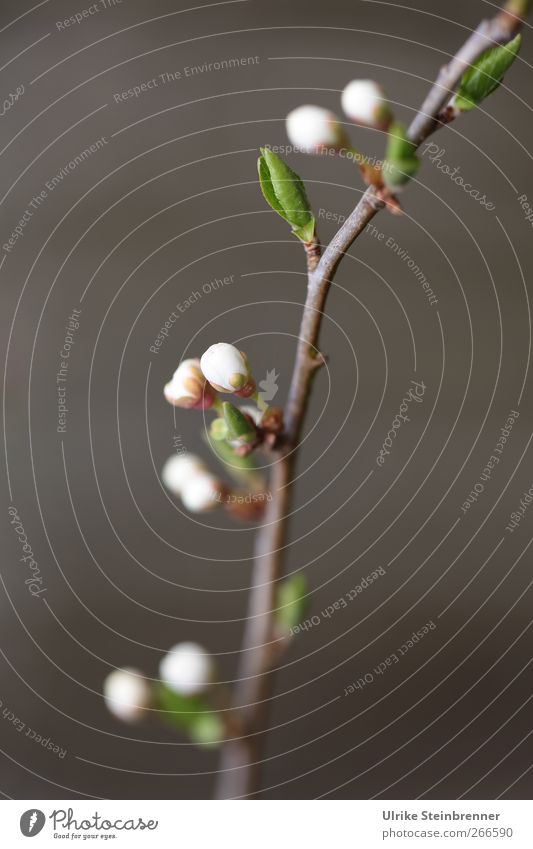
162;453;224;512
103;646;223;747
164;343;256;415
283;81;397;192
285;79;392;157
162;342;284;515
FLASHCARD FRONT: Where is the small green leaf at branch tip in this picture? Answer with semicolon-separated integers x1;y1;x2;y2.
276;573;309;631
454;34;522;113
222;402;257;443
155;684;223;747
258;147;314;239
383;122;420;189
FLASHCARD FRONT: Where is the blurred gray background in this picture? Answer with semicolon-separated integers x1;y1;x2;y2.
1;0;533;799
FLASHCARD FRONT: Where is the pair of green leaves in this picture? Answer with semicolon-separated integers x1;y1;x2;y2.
156;684;224;748
258;147;316;243
383;36;521;188
454;34;522;112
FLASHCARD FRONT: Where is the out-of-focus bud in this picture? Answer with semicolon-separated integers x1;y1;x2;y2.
209;418;229;441
341;80;392;129
286;105;347;153
180;472;223;512
161;453;207;496
103;667;151;722
200;343;255;397
159;642;213;696
164;358;216;410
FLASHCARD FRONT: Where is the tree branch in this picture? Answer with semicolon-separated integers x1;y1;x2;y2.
214;0;527;799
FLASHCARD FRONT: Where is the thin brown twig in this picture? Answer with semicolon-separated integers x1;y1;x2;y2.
214;0;527;799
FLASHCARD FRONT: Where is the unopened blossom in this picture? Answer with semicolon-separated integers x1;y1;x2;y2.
103;667;151;722
161;453;207;496
200;343;255;397
286;105;347;153
180;472;223;512
160;642;213;696
164;358;216;409
341;80;391;129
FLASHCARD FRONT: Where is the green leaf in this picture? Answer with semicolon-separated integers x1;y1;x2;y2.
383;122;420;189
155;684;223;748
223;402;257;444
454;35;522;112
258;148;315;241
276;573;309;631
258;155;286;218
156;683;208;729
386;122;416;162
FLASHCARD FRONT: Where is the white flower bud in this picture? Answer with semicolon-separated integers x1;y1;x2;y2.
164;358;215;410
103;667;151;722
341;80;391;129
161;453;207;496
286;105;346;153
200;342;255;396
160;642;213;696
180;472;222;512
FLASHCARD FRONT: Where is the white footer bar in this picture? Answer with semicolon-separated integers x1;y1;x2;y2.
2;799;531;847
